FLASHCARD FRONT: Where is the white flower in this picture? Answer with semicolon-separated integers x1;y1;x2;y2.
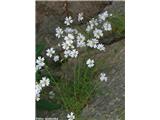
36;82;41;90
86;25;93;32
76;33;86;47
64;16;73;26
98;14;105;22
40;77;50;87
35;84;42;95
64;50;71;58
64;34;74;44
62;42;70;50
35;83;42;101
64;34;74;41
93;28;103;39
78;13;84;21
98;11;108;22
36;93;40;101
36;64;43;72
64;27;77;34
36;56;45;65
89;18;98;26
100;73;108;82
97;44;105;51
53;55;60;62
86;18;98;32
86;59;95;68
36;56;45;70
55;27;63;38
77;33;85;41
35;77;50;101
87;38;99;48
62;34;75;50
46;48;55;58
67;112;75;120
69;49;79;58
64;27;74;33
77;40;86;47
103;22;112;31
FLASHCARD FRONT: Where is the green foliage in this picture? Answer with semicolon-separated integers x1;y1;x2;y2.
109;14;125;37
37;59;96;115
36;42;46;56
54;60;95;115
36;71;42;82
36;99;61;111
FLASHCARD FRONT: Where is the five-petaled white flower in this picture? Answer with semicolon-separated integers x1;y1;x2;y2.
103;22;112;31
97;44;105;51
69;49;79;58
93;28;103;39
100;73;108;82
87;38;99;48
86;25;93;32
62;34;75;50
67;112;75;120
65;34;74;44
46;48;55;58
86;59;95;68
78;13;84;22
62;42;70;50
40;77;50;87
55;27;63;38
36;56;45;71
64;16;73;26
53;55;60;62
98;11;108;22
86;18;98;32
64;50;71;58
64;34;74;44
89;18;98;26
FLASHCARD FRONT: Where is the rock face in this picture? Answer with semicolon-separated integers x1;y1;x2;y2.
104;1;125;16
36;1;109;32
80;40;125;120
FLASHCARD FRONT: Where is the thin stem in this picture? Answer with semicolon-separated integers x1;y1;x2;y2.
77;58;80;91
73;62;77;98
86;80;101;101
45;65;69;110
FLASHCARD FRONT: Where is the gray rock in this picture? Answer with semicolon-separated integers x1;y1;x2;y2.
36;1;109;32
104;1;125;16
80;40;125;120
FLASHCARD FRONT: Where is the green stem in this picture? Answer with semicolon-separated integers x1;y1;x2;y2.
73;62;77;98
77;58;80;90
86;80;101;101
45;65;68;110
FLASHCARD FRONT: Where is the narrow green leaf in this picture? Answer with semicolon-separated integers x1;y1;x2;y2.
36;99;61;111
